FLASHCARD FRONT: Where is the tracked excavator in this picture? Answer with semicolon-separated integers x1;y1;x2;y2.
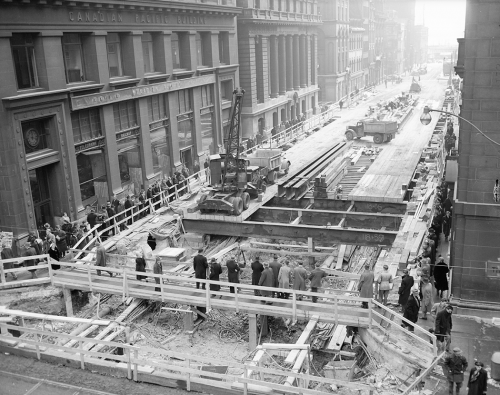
196;87;260;215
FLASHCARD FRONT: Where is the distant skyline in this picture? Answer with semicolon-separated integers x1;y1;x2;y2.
415;0;466;46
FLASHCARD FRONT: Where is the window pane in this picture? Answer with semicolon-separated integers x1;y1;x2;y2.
80;111;91;141
151;126;171;177
12;46;37;89
178;114;193;149
196;33;203;67
120;103;129;129
171;33;180;69
127;101;137;127
107;34;122;77
89;109;102;138
63;34;84;83
71;112;82;143
113;104;121;132
142;39;154;73
200;110;214;154
152;95;159;121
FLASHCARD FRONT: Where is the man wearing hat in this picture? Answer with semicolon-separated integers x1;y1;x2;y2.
444;347;468;395
258;262;274;304
193;248;208;290
106;202;116;236
435;304;453;352
402;288;420;332
251;256;264;296
209;258;222;296
398;268;414;313
467;360;488;395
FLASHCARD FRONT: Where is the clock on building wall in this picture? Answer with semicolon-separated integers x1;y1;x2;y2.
25;127;40;148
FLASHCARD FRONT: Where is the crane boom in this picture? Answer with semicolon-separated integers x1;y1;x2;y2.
222;87;245;189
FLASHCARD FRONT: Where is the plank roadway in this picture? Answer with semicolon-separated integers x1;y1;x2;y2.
348;98;442;203
51;269;371;328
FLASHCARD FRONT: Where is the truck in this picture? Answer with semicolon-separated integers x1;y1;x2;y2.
409;81;421;93
246;148;282;184
345;119;398;144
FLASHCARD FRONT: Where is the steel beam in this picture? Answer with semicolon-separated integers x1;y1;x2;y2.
265;197;407;214
249;207;402;230
183;219;398;247
313;198;407;214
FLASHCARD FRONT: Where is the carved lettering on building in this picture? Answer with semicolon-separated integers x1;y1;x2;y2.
69;12;123;23
68;11;207;25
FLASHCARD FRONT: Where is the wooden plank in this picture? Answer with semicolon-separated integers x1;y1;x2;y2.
325;325;347;351
335;245;347;269
284;316;319;365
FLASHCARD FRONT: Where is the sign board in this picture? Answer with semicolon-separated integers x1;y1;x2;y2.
486;260;500;279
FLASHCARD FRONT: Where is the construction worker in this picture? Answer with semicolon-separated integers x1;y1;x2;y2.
95;240;113;277
153;256;163;292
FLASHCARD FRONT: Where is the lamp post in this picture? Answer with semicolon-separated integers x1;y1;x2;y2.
419;106;500;148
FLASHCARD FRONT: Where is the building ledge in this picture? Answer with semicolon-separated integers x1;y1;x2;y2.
454;200;500;218
109;77;141;88
173;69;196;78
238;8;322;24
144;73;170;83
68;82;105;94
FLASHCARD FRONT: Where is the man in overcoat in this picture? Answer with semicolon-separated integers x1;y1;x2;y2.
226;256;240;294
258;262;274;304
358;264;374;308
444;347;468;395
398;269;414;312
251;256;264;296
193;248;208;289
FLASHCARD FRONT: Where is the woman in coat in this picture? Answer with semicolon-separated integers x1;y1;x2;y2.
209;258;223;294
434;257;450;298
403;288;420;332
278;261;292;299
48;242;60;270
258;263;274;302
54;225;67;258
135;255;147;281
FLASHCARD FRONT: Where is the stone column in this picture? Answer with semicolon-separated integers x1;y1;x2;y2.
102;105;123;196
286;35;294;91
256;36;269;103
207;31;220;68
299;35;306;88
137;97;155;184
278;35;287;95
293;35;300;90
269;35;279;98
153;31;173;75
36;32;66;90
305;35;311;86
311;35;317;85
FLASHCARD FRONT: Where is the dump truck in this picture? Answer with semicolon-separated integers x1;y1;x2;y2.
246;148;282;184
409;81;421;93
345;119;398;144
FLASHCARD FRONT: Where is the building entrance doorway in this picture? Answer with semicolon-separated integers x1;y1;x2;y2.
29;167;53;233
180;147;193;173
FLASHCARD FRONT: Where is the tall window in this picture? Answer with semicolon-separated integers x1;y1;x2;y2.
200;85;215;154
171;33;181;69
221;80;233;101
147;94;168;123
142;33;154;73
62;33;85;83
71;109;102;143
218;32;229;65
177;90;193;149
106;33;123;78
11;33;38;90
113;101;138;132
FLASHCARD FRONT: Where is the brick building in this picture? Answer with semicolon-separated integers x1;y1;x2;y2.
0;0;239;246
453;0;500;304
236;0;321;139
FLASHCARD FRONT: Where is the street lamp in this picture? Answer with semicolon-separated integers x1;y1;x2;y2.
419;105;500;148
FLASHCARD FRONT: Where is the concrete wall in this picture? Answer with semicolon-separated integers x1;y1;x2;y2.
452;0;500;304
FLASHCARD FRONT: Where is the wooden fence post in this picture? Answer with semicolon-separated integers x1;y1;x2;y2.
187;359;191;392
79;340;85;370
133;349;139;381
0;263;5;284
62;287;73;317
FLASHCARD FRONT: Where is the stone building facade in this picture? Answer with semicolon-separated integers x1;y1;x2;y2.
453;0;500;304
236;0;321;139
317;0;349;103
0;0;239;245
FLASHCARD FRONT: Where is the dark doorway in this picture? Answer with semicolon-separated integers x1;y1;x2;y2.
29;167;53;231
180;147;193;173
272;111;278;127
280;108;286;123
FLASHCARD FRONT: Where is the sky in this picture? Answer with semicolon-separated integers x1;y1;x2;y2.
414;0;467;46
